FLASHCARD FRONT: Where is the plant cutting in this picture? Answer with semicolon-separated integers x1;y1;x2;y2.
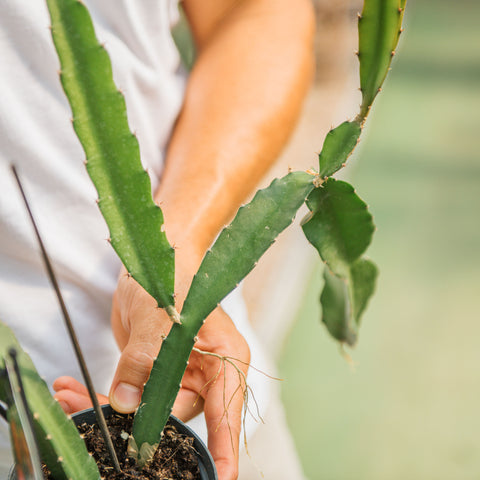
0;0;406;478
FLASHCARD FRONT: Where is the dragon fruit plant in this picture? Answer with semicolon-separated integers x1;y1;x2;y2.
0;0;406;477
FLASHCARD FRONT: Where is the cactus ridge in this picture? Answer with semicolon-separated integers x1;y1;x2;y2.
0;321;100;480
357;0;406;120
46;0;175;310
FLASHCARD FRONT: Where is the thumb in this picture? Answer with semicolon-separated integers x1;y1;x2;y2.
109;304;168;413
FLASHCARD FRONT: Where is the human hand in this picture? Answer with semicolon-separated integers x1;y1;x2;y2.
54;272;250;480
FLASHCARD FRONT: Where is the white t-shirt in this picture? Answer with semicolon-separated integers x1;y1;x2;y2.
0;0;270;473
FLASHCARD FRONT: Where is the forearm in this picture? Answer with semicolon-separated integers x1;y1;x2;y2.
156;0;315;288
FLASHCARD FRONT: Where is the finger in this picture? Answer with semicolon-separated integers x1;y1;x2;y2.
53;376;88;396
54;389;109;414
172;388;204;422
109;310;168;413
204;361;247;480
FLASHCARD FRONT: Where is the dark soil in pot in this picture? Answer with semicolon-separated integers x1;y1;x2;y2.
10;405;217;480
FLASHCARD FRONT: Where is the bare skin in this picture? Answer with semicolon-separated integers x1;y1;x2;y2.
54;1;315;478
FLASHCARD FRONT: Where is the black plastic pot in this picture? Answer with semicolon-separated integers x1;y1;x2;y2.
9;404;217;480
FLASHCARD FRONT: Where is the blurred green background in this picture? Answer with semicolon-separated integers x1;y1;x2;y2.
279;1;480;479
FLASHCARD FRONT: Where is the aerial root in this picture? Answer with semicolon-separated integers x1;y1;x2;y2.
191;347;280;455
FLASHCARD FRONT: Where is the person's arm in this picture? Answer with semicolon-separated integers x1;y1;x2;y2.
56;2;315;479
160;0;315;271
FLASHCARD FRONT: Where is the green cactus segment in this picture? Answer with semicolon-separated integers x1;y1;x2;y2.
358;0;406;120
350;257;378;322
320;268;354;345
131;323;194;465
302;179;375;278
182;171;315;325
318;122;362;178
46;0;175;309
0;322;100;480
320;258;377;346
131;171;315;460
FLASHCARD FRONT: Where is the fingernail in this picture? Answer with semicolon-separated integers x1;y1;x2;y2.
112;383;141;412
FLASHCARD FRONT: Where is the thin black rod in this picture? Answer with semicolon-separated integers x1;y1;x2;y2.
11;165;121;473
0;368;8;422
0;368;6;422
0;368;8;421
